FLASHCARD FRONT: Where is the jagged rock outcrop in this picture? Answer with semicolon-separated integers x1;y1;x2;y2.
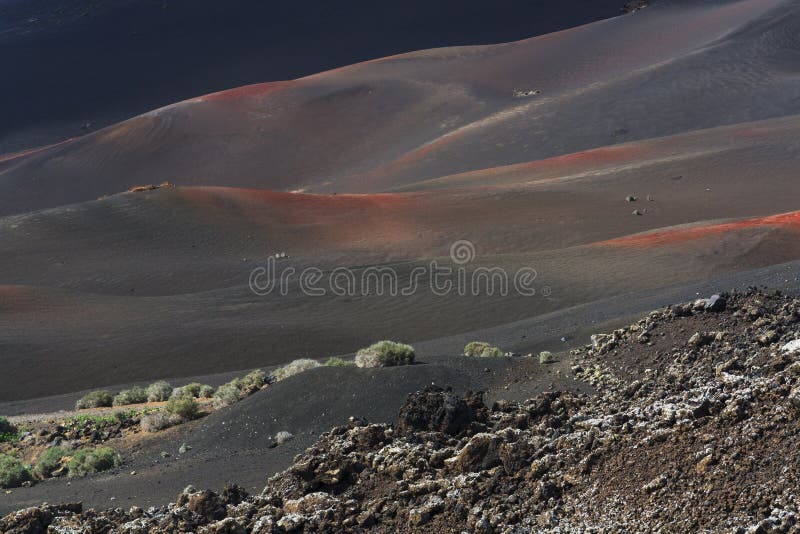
5;290;800;532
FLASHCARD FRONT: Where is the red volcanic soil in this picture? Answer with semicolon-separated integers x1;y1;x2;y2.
198;81;294;103
599;211;800;248
402;142;651;190
179;187;430;255
0;285;67;315
1;0;796;214
0;138;77;171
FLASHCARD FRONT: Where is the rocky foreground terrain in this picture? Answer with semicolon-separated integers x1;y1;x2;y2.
4;289;800;533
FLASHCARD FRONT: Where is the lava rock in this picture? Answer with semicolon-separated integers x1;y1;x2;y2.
397;386;486;436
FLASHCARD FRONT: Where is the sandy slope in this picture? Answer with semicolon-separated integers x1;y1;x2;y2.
2;0;798;215
3;0;800;513
3;192;800;400
0;0;626;154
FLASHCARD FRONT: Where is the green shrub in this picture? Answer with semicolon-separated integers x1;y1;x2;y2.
212;380;243;409
355;341;415;368
146;381;173;402
172;382;215;399
113;386;148;406
166;396;200;420
0;454;32;488
34;447;66;479
0;417;18;443
76;390;113;410
140;412;182;433
325;357;355;367
178;383;202;398
273;359;321;381
170;386;191;399
463;341;505;358
198;384;215;398
242;369;267;389
68;447;120;477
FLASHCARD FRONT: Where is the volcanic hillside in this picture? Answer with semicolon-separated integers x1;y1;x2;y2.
5;290;800;531
2;0;800;406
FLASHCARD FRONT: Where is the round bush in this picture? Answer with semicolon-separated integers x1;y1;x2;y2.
166;396;200;420
242;369;267;390
0;416;16;435
76;390;113;410
212;381;243;409
0;454;32;488
463;341;505;358
198;384;215;398
325;357;355;367
68;447;120;477
146;381;173;402
140;412;183;433
272;359;321;381
34;447;66;479
113;386;148;406
355;341;415;368
172;383;216;399
0;416;17;442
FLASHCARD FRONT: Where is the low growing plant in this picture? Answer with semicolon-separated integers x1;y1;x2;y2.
68;447;120;477
212;380;244;409
463;341;505;358
172;382;215;399
166;396;200;420
273;359;321;381
198;384;215;398
242;369;267;390
75;390;113;410
113;386;148;406
146;381;173;402
355;341;415;368
0;416;18;443
34;447;66;479
140;412;182;433
0;453;33;488
325;357;355;367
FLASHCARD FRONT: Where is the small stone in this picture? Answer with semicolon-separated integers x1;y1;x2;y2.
695;454;716;474
788;387;800;410
626;195;638;202
538;351;554;364
632;209;642;216
705;294;727;312
275;431;294;445
782;340;800;353
408;508;430;525
688;332;712;348
642;474;668;493
758;330;779;346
